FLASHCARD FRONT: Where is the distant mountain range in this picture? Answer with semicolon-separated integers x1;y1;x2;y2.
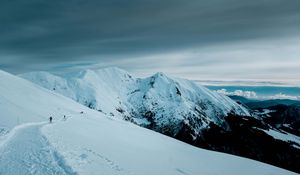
229;95;300;108
229;95;300;135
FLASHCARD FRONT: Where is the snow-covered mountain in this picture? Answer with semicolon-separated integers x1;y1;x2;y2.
21;67;249;138
0;69;297;175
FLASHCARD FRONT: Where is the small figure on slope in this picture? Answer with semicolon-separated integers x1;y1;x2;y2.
49;116;53;123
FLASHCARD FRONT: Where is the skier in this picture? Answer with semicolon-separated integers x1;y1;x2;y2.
49;116;53;123
63;115;66;120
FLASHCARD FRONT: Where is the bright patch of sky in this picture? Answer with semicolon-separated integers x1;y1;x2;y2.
206;85;300;100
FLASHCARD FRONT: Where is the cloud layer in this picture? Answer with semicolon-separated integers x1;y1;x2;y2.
215;89;300;100
215;89;258;99
1;0;300;82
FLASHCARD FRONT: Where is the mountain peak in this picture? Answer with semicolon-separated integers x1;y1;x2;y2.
150;72;173;84
76;69;96;78
153;72;168;78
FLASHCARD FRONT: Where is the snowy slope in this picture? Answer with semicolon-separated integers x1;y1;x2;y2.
0;69;297;175
21;68;135;119
0;70;88;130
21;67;249;138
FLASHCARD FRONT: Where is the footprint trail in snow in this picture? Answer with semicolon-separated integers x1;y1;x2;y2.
0;122;78;175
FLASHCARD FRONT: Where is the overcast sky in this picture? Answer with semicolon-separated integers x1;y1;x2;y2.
0;0;300;83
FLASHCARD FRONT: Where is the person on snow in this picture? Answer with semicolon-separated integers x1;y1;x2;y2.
49;116;53;123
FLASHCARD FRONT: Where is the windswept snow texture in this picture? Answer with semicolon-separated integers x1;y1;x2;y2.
0;69;297;175
0;122;77;175
21;67;249;136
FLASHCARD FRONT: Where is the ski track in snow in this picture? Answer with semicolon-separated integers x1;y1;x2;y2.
0;122;78;175
83;148;129;174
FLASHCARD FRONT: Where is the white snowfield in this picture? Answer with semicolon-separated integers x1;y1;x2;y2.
0;70;298;175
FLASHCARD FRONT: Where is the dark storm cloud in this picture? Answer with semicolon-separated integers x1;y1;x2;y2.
1;0;300;74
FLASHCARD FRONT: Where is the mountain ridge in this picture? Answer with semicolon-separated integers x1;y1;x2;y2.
20;67;249;138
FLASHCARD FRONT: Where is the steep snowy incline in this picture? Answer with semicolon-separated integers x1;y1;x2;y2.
0;69;297;175
20;67;249;137
0;70;90;130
